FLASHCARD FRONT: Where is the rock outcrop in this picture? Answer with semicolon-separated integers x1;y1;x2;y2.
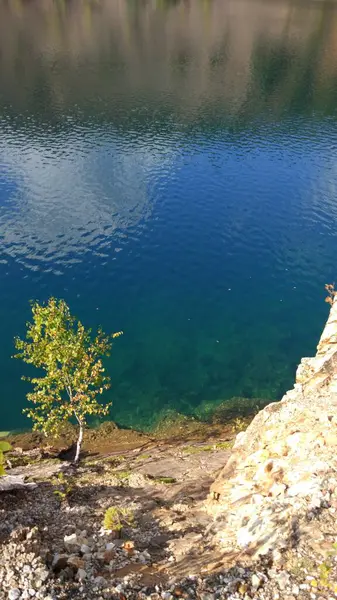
208;297;337;559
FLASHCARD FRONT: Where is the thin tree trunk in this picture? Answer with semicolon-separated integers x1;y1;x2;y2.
74;414;84;464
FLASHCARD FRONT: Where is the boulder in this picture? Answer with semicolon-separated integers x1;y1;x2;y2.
0;475;36;492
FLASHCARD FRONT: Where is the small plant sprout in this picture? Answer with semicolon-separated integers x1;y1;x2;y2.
103;506;135;533
0;441;11;476
14;298;122;463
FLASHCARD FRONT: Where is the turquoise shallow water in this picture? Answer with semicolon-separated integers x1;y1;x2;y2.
1;0;337;430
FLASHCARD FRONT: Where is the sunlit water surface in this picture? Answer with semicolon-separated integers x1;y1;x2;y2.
1;0;337;430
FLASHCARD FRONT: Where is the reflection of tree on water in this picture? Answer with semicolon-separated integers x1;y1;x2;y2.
1;0;337;124
248;2;337;119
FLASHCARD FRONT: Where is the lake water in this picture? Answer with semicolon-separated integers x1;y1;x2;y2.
1;0;337;431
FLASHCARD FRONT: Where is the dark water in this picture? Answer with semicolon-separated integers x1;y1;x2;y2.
1;0;337;431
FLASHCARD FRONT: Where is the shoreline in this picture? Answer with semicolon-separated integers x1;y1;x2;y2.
1;395;270;457
2;400;265;460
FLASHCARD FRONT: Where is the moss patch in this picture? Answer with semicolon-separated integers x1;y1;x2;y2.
182;440;233;454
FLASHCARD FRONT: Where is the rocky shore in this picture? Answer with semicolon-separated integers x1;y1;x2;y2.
1;299;337;599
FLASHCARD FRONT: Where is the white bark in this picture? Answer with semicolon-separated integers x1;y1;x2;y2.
74;414;84;464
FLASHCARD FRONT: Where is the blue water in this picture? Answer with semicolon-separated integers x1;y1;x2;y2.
1;0;337;430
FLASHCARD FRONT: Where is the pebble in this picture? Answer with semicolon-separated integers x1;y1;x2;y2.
64;533;78;546
8;590;21;600
94;577;107;588
105;542;115;551
138;553;149;564
275;571;290;590
251;574;263;589
76;569;87;581
22;566;31;574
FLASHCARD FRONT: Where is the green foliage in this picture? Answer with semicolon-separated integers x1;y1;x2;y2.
0;441;12;476
113;470;132;484
53;471;74;501
136;453;151;461
152;476;176;484
182;440;233;454
103;506;135;532
53;489;67;501
301;543;337;594
231;417;248;433
14;298;122;459
314;543;337;594
215;441;233;450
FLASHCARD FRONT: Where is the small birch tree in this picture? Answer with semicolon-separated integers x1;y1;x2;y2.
14;298;122;463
